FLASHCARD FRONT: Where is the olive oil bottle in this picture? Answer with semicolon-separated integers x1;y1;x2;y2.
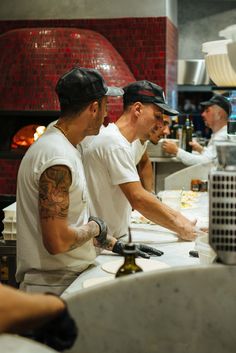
115;226;143;277
181;116;193;152
115;243;143;278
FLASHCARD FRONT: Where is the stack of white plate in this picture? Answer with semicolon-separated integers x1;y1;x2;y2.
2;202;16;241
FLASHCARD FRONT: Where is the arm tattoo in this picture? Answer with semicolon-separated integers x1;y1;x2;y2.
68;222;99;251
94;235;115;251
39;165;72;220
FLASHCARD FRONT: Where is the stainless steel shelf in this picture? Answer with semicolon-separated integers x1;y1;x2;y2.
177;85;212;92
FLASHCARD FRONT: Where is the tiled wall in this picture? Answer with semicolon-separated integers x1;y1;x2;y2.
0;159;21;194
0;17;177;93
0;27;134;118
0;17;177;196
166;18;178;107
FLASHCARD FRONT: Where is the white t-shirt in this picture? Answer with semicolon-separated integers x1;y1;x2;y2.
16;127;96;284
83;123;140;238
176;125;228;166
131;139;149;165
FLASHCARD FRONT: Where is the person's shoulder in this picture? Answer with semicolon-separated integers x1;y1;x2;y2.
91;124;121;145
213;124;228;140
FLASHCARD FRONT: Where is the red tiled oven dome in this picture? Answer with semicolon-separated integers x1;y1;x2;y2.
0;28;135;121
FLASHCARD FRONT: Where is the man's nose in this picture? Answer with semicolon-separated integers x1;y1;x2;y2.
164;126;170;135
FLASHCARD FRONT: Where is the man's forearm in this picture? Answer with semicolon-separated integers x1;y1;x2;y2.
132;191;195;240
93;235;117;251
135;193;181;231
176;148;210;166
0;284;65;333
68;221;99;251
41;220;99;254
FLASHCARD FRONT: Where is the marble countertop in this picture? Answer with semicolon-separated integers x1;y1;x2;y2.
62;192;208;297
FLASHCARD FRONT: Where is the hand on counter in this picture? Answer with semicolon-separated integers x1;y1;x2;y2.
112;240;164;258
178;218;198;241
162;140;178;155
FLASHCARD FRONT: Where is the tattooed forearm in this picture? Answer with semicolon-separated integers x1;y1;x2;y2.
39;165;72;219
68;222;99;251
93;235;116;251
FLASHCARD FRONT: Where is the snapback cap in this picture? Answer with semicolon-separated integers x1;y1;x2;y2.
200;94;232;116
123;80;179;116
56;67;124;105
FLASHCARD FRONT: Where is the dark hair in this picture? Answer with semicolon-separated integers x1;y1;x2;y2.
123;100;157;112
60;97;103;118
123;101;134;111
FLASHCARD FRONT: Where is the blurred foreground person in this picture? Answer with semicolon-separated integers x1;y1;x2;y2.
0;283;77;351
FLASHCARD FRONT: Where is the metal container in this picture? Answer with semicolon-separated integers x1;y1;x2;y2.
216;142;236;169
177;60;210;85
209;143;236;264
209;169;236;264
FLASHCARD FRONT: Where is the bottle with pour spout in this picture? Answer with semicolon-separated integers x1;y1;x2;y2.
181;115;193;152
115;227;143;278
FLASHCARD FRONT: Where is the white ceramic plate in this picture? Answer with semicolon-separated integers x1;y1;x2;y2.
101;259;169;274
82;276;114;288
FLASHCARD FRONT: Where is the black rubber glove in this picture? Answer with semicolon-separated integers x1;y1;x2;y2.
88;216;108;246
113;240;164;259
32;302;78;351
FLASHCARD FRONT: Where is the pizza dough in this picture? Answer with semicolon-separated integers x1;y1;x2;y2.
101;258;169;274
82;276;114;288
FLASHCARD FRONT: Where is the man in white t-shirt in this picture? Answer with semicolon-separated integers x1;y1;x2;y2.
83;80;197;241
16;67;124;294
162;94;231;165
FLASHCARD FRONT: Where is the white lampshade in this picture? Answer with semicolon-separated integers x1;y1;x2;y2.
202;39;236;86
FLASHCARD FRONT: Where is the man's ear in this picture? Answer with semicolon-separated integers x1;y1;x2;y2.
89;101;99;115
132;102;142;117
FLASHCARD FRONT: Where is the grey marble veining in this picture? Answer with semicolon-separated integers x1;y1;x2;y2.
65;265;236;353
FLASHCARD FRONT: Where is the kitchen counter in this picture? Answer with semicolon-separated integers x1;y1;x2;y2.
150;157;179;162
63;192;236;353
62;192;208;297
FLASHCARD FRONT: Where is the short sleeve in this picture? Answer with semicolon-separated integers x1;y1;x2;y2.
105;147;140;185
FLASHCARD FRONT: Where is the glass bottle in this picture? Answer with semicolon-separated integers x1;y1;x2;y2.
181;117;187;150
115;243;143;278
181;116;193;152
185;117;193;153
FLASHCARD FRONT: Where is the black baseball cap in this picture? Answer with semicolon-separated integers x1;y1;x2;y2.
200;94;232;116
123;80;179;116
56;67;124;105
